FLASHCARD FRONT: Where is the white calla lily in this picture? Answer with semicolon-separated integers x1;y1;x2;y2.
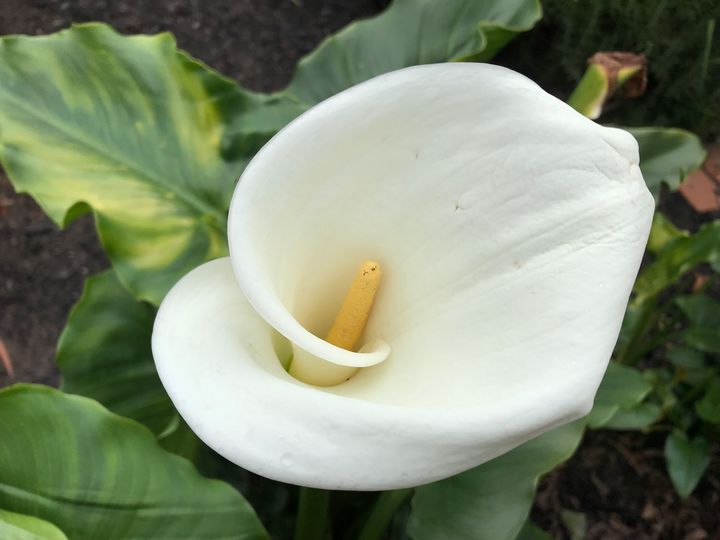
152;63;654;490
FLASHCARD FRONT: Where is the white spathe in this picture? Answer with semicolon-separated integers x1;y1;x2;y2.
152;63;654;490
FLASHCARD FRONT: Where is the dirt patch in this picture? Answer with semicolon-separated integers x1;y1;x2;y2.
0;176;108;387
534;430;720;540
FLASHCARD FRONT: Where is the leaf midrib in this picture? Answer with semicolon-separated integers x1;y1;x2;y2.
0;86;228;234
0;482;241;515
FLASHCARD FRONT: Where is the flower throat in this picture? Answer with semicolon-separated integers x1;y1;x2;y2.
288;260;382;385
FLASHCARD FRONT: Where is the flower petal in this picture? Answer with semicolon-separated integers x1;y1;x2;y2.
154;258;597;489
156;64;654;489
228;63;653;405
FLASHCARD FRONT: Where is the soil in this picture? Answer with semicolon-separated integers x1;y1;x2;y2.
0;1;717;539
533;430;720;540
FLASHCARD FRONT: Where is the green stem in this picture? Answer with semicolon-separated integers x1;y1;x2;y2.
699;19;715;87
616;297;659;365
567;63;608;118
294;487;330;540
356;489;413;540
567;55;643;119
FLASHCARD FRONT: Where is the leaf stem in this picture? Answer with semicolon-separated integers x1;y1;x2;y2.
356;489;413;540
616;298;658;365
567;63;607;119
294;487;330;540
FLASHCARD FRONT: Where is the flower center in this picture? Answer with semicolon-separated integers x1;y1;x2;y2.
288;260;382;386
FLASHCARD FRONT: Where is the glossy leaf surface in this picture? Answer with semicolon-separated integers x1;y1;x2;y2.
0;385;267;540
56;270;171;433
0;24;263;304
408;421;585;540
0;510;68;540
629;127;706;201
587;362;652;429
286;0;542;105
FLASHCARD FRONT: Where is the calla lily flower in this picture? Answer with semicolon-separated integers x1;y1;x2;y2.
152;63;654;490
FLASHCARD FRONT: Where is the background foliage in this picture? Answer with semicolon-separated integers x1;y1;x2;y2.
505;0;720;138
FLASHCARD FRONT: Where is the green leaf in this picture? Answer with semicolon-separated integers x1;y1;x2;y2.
408;420;585;540
603;402;662;430
56;270;174;435
664;431;711;498
628;127;706;201
683;327;720;354
157;415;206;461
676;294;720;327
696;377;720;424
57;270;202;458
0;384;268;540
667;346;706;370
0;24;269;304
600;402;662;430
515;522;553;540
667;347;707;385
647;212;688;254
285;0;542;106
559;510;587;540
633;221;720;304
588;362;653;428
0;510;68;540
645;367;678;407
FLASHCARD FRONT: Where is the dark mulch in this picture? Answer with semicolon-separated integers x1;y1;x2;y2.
534;430;720;540
0;176;107;388
0;1;717;539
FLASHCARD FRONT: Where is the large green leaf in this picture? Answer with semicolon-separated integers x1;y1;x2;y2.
0;385;267;540
587;362;652;428
247;0;542;163
0;510;68;540
1;4;540;304
56;270;170;434
56;270;204;458
628;127;706;201
0;24;269;304
285;0;542;105
407;420;585;540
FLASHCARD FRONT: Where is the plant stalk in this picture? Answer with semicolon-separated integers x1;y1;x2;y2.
615;297;659;365
294;487;330;540
356;489;413;540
